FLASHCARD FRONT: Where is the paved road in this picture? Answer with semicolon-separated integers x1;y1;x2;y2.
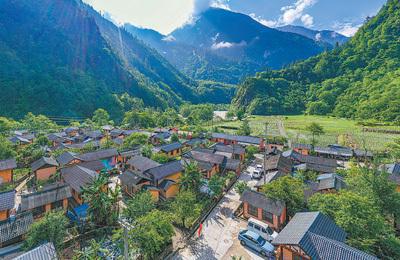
173;168;266;260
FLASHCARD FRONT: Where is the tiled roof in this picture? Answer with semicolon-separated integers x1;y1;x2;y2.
240;190;285;216
317;174;346;191
61;165;98;193
159;179;176;190
14;242;58;260
127;156;160;173
266;154;292;173
119;170;151;186
76;160;105;172
214;143;245;155
85;130;103;139
110;129;124;137
79;148;118;162
0;190;15;211
302;232;378;260
315;145;353;157
211;133;262;145
224;158;241;171
295;163;337;174
291;151;337;168
0;158;17;171
190;150;225;165
0;212;33;243
56;151;81;166
21;184;72;211
146;160;183;182
293;143;313;150
272;212;346;245
31;157;59;172
159;142;182;153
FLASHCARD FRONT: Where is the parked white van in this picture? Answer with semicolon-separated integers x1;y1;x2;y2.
252;169;262;179
247;218;278;242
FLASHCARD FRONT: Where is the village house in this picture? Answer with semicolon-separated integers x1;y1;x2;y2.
8;133;35;147
127;156;160;174
117;148;141;164
84;130;104;142
76;160;105;173
185;149;226;179
156;142;182;157
119;170;152;197
13;242;58;260
65;127;80;137
79;148;118;169
272;211;378;260
47;132;73;147
150;131;171;145
144;160;183;200
211;133;265;150
56;151;83;167
240;190;287;231
316;173;347;193
314;144;353;160
0;190;15;221
20;183;71;219
0;158;17;184
214;143;246;161
31;157;59;181
265;154;293;174
292;143;313;155
183;138;207;149
0;212;33;248
61;165;98;204
285;150;338;174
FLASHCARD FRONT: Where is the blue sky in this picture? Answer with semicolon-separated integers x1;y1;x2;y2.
84;0;386;36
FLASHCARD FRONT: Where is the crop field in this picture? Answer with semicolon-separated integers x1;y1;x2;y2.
213;115;400;152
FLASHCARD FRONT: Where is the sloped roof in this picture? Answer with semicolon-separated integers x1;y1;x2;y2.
272;212;346;245
255;171;286;187
291;151;337;168
76;160;105;172
127;156;160;173
0;190;15;211
317;174;346;191
21;183;72;211
79;148;118;162
240;190;285;216
224;158;241;171
85;130;103;139
211;133;262;145
0;158;17;171
159;142;182;153
315;145;353;157
293;143;313;150
266;154;292;173
31;157;59;172
295;163;337;174
215;143;245;155
190;150;225;165
146;160;183;182
159;179;177;190
61;165;98;193
119;170;151;186
14;242;58;260
0;212;33;243
56;151;81;166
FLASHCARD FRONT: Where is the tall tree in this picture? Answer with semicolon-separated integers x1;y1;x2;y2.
0;136;16;160
171;190;201;228
123;133;148;149
306;122;324;147
123;191;156;221
179;162;203;193
92;108;111;126
237;119;251;136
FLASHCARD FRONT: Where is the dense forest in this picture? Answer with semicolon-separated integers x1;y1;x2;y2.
233;0;400;122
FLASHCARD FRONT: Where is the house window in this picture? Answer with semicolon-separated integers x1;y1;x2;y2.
262;210;274;223
248;204;258;217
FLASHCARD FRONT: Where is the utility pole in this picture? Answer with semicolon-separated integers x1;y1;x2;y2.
119;219;134;260
264;122;269;185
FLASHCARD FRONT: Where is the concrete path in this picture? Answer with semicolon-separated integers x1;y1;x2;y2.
173;169;265;260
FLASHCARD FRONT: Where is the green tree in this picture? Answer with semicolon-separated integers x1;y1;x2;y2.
170;133;179;143
171;190;201;228
92;108;111;126
24;211;68;251
306;122;325;146
21;113;58;132
124;191;156;221
208;175;225;198
0;136;16;160
245;146;258;160
236;108;245;121
234;181;250;195
73;239;110;260
82;173;120;226
129;210;174;260
0;117;18;134
387;138;400;160
179;162;203;193
151;153;170;164
141;144;153;158
261;176;305;218
35;134;51;146
123;133;148;149
237;119;251;136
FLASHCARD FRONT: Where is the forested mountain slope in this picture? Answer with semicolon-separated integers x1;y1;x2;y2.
0;0;197;119
126;8;326;84
233;0;400;122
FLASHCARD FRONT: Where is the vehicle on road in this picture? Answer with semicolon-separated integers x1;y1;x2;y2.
256;164;263;169
238;230;275;257
247;218;278;241
252;169;262;179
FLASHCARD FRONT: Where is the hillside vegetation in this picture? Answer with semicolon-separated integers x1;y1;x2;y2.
233;0;400;122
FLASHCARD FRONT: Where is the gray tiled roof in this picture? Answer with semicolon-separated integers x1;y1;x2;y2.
31;157;59;172
127;156;160;173
146;160;183;183
21;184;72;211
215;143;245;155
56;151;80;166
119;170;151;186
302;232;378;260
79;148;118;162
317;174;346;191
0;190;15;211
291;151;337;168
266;154;292;173
159;142;182;153
224;158;240;171
159;179;176;190
76;160;105;172
272;212;346;246
61;165;98;193
240;190;285;216
295;163;337;174
211;133;262;145
0;212;33;243
315;145;353;157
0;158;17;171
14;242;58;260
190;150;226;165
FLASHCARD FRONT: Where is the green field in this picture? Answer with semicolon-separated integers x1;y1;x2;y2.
213;115;400;152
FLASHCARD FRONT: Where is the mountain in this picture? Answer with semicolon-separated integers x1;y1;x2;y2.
126;8;326;84
0;0;199;119
276;25;349;46
233;0;400;122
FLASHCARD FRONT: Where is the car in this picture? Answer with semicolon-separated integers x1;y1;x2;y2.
247;217;278;241
252;169;263;179
256;164;263;169
238;229;275;257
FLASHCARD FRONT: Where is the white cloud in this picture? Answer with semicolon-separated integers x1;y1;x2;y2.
333;22;362;37
211;0;231;10
301;14;314;27
315;32;322;41
211;40;246;50
249;13;278;27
